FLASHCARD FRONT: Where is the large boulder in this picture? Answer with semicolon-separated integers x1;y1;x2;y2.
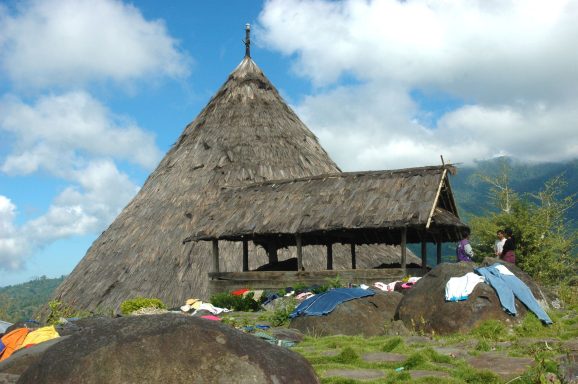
18;313;319;384
289;291;402;337
396;262;547;335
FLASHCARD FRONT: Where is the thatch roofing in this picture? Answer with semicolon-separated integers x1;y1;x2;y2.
52;55;417;312
186;165;467;247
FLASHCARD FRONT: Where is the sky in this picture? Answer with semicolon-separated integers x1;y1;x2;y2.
1;0;577;287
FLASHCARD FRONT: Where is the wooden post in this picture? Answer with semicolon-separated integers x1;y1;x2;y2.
401;227;407;272
421;240;427;272
266;244;278;264
351;243;356;270
242;239;249;272
212;239;220;273
326;243;333;270
296;234;303;271
437;242;442;265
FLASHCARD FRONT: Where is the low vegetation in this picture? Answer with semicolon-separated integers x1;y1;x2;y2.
119;297;166;315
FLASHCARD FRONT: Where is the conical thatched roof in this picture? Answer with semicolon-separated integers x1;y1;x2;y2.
52;56;417;312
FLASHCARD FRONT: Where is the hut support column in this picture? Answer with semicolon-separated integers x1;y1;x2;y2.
421;240;427;273
351;244;356;270
266;244;278;264
242;239;249;272
296;234;303;271
437;242;442;265
212;240;220;273
401;228;407;272
326;243;333;270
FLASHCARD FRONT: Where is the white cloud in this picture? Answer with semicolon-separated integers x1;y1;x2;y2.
0;160;139;271
0;0;190;89
0;92;162;175
259;0;578;168
0;196;29;270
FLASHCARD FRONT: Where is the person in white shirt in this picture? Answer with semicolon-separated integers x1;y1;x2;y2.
494;230;506;256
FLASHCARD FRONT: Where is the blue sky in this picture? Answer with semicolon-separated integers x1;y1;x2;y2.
1;0;577;287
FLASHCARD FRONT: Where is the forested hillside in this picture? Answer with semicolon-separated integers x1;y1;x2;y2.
0;275;66;323
451;157;578;223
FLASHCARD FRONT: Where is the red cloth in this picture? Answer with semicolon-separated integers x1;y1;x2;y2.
231;288;249;296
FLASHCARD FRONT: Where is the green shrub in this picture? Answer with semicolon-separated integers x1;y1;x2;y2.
267;300;296;327
332;347;359;364
210;292;261;312
120;297;166;315
46;300;91;325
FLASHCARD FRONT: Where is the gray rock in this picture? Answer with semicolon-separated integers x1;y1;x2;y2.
0;337;68;375
0;373;19;384
396;262;541;335
558;353;578;384
18;313;319;384
466;352;534;380
289;291;402;337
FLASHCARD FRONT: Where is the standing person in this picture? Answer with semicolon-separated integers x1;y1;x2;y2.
494;230;506;257
500;228;516;264
456;231;474;262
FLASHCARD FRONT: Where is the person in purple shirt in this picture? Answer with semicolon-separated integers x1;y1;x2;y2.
456;230;474;262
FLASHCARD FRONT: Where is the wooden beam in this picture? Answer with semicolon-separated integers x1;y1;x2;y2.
326;243;333;270
426;168;448;229
242;239;249;272
437;241;442;265
296;234;303;271
401;227;407;272
351;243;357;270
212;239;220;273
421;240;427;272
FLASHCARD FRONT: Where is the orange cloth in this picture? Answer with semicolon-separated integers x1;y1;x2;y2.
0;328;31;361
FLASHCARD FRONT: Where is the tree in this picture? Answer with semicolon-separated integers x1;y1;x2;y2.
469;169;577;283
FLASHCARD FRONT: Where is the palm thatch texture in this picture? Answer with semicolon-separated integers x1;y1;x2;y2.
52;55;415;313
186;165;467;248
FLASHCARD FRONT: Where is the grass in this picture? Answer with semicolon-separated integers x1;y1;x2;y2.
288;307;578;384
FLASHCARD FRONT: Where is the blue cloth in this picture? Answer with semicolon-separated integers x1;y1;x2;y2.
289;287;374;318
475;263;552;324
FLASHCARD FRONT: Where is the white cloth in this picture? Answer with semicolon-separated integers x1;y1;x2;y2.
373;281;398;292
445;272;485;301
495;264;514;276
494;239;506;255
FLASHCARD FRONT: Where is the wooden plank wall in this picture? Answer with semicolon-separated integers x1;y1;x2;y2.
208;268;425;296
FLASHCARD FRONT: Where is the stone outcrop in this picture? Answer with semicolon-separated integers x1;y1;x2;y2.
18;313;319;384
396;262;549;335
290;291;402;337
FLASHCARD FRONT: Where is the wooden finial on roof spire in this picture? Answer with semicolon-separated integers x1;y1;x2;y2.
244;23;251;58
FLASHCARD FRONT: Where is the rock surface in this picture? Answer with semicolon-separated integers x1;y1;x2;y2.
396;262;548;335
289;291;402;337
18;313;319;384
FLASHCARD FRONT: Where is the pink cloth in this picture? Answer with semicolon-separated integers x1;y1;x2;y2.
200;315;221;321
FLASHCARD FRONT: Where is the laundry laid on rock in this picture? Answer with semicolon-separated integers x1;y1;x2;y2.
0;327;30;361
373;277;421;292
289;287;375;318
181;299;230;315
475;263;553;324
21;325;59;348
445;272;486;301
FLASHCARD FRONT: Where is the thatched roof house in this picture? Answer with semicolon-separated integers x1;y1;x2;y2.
187;165;466;247
52;35;416;312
